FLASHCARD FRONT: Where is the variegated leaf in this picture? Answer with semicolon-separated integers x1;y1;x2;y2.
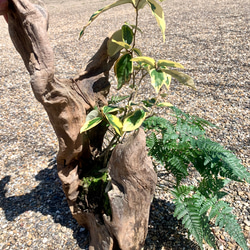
104;113;123;135
114;53;133;89
150;69;171;93
131;56;156;68
146;0;166;41
123;109;146;131
79;0;132;39
108;29;123;56
158;59;184;69
161;69;196;89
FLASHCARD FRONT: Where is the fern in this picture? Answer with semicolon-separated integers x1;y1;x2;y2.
209;200;248;250
198;177;230;199
143;106;250;249
108;95;129;105
173;188;217;249
172;186;204;249
173;187;248;250
194;138;250;183
201;214;217;249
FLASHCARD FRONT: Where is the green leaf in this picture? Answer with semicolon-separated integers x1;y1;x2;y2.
158;59;184;69
111;39;132;50
124;22;143;33
122;24;133;44
114;53;133;90
146;0;166;41
108;29;123;56
86;109;100;122
123;109;147;131
157;102;173;107
131;56;156;68
104;113;123;135
161;69;196;89
132;0;147;9
79;0;132;39
142;98;157;107
149;69;171;93
80;117;103;133
102;106;121;114
132;47;143;56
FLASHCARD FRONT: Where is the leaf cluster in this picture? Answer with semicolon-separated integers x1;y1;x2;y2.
79;0;195;140
143;107;250;249
79;1;250;249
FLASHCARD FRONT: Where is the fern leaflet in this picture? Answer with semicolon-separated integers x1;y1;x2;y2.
108;95;129;105
209;201;248;250
172;187;204;249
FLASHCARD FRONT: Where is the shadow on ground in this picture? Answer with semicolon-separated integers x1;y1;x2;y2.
0;154;199;250
0;153;88;249
145;198;200;249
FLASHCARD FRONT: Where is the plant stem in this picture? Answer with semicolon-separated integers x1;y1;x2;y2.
132;5;139;50
101;134;119;167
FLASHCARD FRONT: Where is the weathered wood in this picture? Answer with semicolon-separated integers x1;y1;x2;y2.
6;0;116;211
4;0;157;249
106;129;157;249
72;129;157;249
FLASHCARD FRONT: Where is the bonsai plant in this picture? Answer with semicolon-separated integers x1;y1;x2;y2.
1;0;249;249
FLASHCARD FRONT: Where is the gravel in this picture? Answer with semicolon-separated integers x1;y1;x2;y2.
0;0;249;249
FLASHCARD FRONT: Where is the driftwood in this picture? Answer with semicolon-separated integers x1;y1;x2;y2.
4;0;157;249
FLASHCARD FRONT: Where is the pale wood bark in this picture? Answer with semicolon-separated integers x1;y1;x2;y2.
5;0;157;249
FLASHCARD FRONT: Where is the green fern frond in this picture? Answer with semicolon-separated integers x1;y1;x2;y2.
144;108;249;250
143;116;170;130
167;155;189;184
171;106;216;130
198;177;230;198
172;187;204;248
188;192;217;248
201;214;217;249
163;130;178;143
199;196;217;215
146;132;157;149
176;121;205;138
220;151;250;183
195;138;250;183
108;95;129;105
171;185;194;198
209;201;248;250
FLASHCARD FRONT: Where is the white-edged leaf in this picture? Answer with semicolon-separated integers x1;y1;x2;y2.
104;113;123;135
146;0;166;41
112;39;131;50
132;0;147;9
79;0;132;39
124;22;143;33
149;69;171;93
132;47;143;56
157;102;173;107
114;53;133;89
80;117;102;133
158;59;184;69
161;69;196;89
131;56;156;68
86;109;100;122
122;24;133;44
123;109;146;131
102;106;121;114
108;29;123;56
